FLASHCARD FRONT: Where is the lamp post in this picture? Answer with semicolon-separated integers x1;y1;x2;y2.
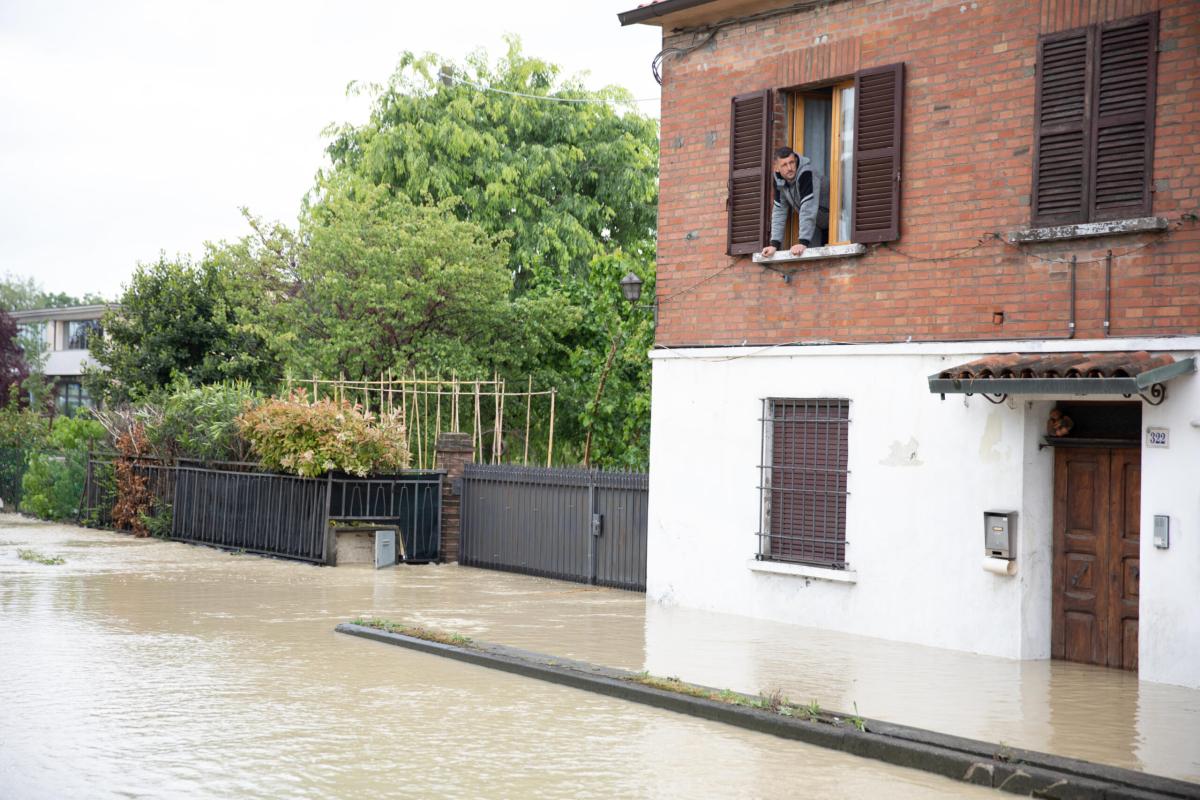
581;272;656;468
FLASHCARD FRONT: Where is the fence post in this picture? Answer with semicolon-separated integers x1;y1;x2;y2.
323;472;335;565
434;432;474;564
587;476;596;585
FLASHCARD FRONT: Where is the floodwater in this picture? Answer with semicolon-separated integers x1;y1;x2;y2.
0;518;996;800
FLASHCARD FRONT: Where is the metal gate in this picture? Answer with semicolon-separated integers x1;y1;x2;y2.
460;464;648;591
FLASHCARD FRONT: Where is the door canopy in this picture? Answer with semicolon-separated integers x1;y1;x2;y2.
928;351;1195;405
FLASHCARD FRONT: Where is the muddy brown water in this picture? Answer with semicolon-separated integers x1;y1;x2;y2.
0;517;1195;799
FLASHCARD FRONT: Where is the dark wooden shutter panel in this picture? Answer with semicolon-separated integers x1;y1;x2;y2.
1032;27;1092;225
851;63;903;243
727;90;772;256
1091;13;1157;221
768;399;849;568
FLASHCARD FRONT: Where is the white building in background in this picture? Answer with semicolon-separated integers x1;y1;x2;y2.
10;304;108;416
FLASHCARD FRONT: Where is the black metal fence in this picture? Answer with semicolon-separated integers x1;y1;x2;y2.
81;457;442;565
0;447;26;509
460;464;648;591
82;456;176;531
329;473;443;562
172;465;329;562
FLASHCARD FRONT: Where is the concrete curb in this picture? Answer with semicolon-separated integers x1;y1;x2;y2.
335;623;1200;799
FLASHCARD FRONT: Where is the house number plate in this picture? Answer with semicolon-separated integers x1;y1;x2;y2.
1146;427;1169;448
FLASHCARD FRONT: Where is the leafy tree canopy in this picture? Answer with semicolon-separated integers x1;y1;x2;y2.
88;255;278;403
0;272;106;312
323;37;658;288
318;38;659;467
227;179;576;383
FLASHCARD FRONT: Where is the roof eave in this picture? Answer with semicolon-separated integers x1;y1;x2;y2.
8;304;115;322
617;0;720;26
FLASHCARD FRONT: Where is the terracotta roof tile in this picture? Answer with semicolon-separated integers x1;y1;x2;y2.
936;352;1174;381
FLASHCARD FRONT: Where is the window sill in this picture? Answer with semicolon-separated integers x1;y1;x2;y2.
1006;216;1168;244
746;558;858;584
752;244;867;264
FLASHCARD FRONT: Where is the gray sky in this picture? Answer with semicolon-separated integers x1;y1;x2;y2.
0;1;662;299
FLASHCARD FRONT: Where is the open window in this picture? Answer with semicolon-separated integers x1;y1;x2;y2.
727;63;903;255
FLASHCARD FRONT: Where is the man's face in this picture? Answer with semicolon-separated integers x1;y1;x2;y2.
775;155;799;181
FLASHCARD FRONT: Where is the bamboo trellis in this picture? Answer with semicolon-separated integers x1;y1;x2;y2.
286;373;557;470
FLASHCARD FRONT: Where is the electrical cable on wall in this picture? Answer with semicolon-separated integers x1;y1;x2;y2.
649;0;842;84
650;210;1197;351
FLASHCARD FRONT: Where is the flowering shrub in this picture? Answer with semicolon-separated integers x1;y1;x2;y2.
236;390;409;478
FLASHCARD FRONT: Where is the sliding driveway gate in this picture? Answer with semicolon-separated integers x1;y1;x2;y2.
460;464;648;591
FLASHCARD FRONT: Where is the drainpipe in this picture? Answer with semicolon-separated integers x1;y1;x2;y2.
1068;255;1076;339
1104;249;1112;337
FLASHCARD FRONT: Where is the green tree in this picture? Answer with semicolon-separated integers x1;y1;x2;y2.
231;180;574;383
0;272;105;311
20;415;105;520
88;256;278;403
321;39;659;467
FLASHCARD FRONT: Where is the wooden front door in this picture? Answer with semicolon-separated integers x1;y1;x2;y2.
1052;447;1141;670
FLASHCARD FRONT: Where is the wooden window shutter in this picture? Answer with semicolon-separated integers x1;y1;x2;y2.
727;90;772;256
851;63;904;243
1033;27;1093;225
1091;13;1157;221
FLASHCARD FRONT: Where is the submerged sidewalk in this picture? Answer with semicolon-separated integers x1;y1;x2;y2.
337;565;1200;785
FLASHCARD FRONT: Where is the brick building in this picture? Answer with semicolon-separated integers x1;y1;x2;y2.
620;0;1199;687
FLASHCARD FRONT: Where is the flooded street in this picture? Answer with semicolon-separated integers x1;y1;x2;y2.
0;517;994;799
1;516;1196;798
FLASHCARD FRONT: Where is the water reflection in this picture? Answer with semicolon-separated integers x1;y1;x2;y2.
0;519;997;799
642;602;1200;781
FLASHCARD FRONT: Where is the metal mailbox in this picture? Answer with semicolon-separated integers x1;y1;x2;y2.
984;511;1017;560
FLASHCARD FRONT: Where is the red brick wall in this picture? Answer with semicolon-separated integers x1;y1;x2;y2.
434;432;473;563
652;0;1199;346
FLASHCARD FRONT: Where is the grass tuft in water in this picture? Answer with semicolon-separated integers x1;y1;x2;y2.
350;617;473;647
18;549;65;566
622;671;868;732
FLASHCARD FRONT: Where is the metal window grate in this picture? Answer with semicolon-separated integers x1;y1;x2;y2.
757;398;850;569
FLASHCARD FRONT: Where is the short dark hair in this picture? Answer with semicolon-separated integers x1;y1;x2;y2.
774;146;798;162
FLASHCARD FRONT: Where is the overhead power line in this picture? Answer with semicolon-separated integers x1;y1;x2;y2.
442;72;658;106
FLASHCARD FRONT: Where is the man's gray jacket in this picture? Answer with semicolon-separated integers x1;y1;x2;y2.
769;156;827;248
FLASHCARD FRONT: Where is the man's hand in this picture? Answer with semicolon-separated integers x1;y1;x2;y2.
761;245;777;258
790;243;806;256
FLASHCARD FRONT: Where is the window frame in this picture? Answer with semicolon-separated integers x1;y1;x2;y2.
64;319;101;351
725;63;903;255
785;81;855;247
757;397;851;570
56;381;92;417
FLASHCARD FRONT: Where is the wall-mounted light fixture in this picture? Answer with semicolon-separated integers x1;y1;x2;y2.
620;271;657;325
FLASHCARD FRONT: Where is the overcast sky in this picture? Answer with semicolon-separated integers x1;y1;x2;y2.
0;1;662;300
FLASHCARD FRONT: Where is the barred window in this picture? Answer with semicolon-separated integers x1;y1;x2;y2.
758;398;850;569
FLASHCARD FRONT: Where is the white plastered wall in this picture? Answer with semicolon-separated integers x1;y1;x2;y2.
646;340;1199;686
1138;362;1200;688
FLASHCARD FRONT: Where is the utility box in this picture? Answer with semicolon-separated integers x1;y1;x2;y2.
374;529;396;569
984;511;1017;560
331;525;404;567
